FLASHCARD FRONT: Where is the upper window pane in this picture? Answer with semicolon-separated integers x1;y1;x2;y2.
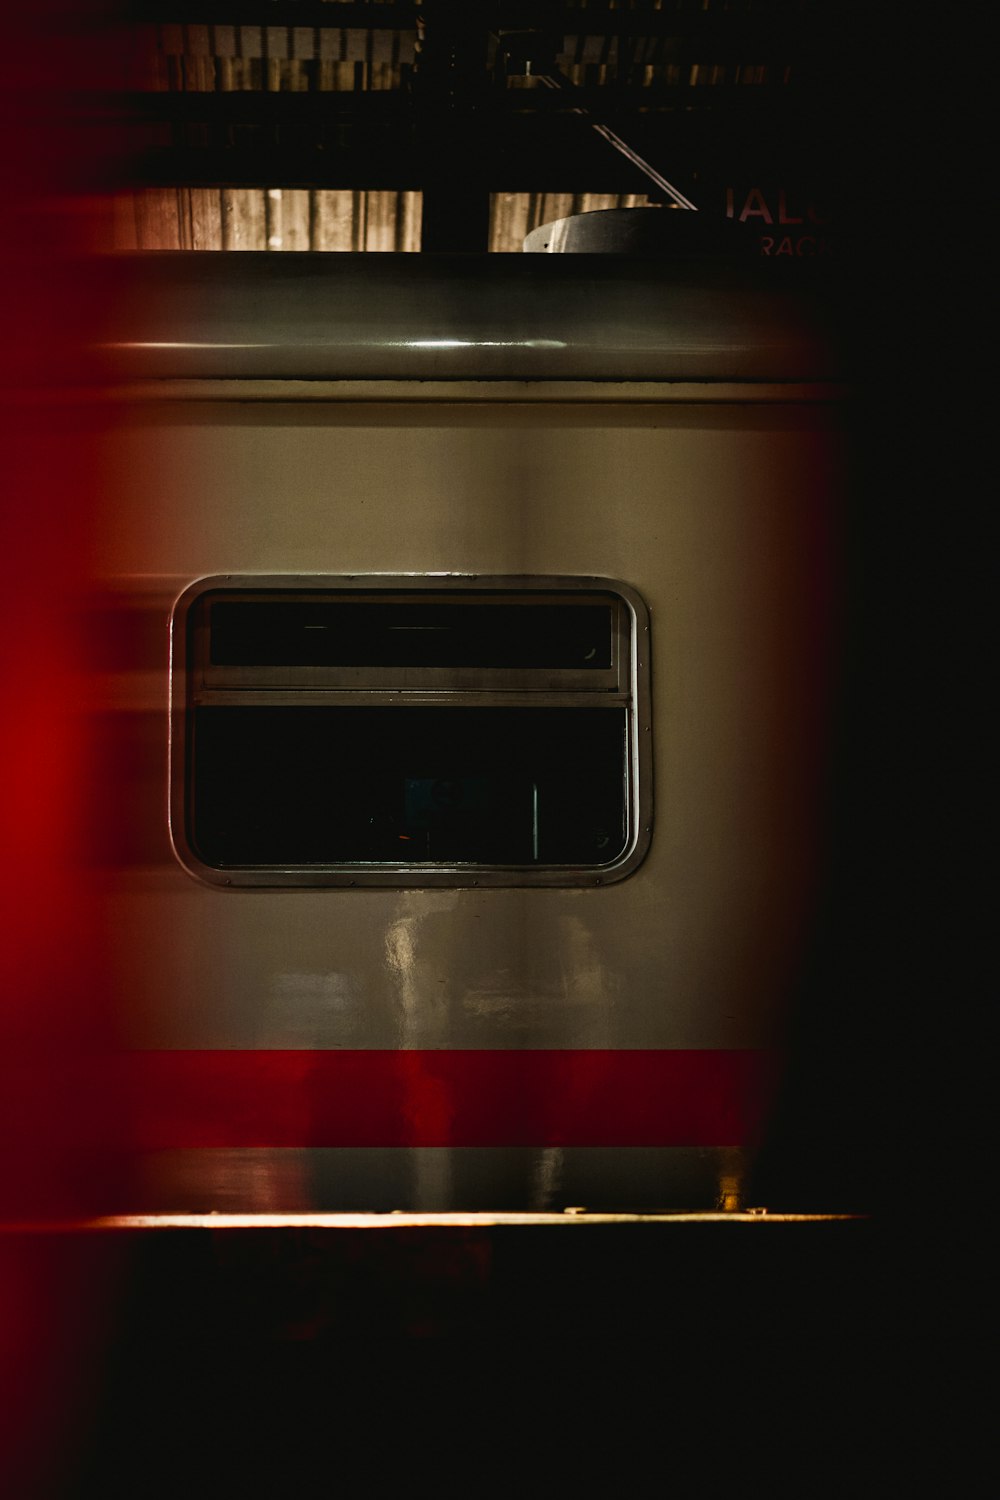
209;600;614;670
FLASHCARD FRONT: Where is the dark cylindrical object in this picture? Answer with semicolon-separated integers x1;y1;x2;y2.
523;207;757;257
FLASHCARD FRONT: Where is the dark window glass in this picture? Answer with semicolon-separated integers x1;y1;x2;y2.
209;601;613;670
190;706;626;867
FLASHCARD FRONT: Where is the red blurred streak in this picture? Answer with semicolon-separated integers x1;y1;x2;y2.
1;3;134;1492
72;1049;779;1149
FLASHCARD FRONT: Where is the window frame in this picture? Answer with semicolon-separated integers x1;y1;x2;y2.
169;574;652;888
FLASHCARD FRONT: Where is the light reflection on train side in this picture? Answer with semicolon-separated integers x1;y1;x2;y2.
107;336;570;351
1;1212;865;1231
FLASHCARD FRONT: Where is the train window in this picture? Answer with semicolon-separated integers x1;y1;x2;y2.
170;577;651;888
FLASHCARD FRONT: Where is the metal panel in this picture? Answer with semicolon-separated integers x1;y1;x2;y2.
95;251;844;381
92;404;840;1070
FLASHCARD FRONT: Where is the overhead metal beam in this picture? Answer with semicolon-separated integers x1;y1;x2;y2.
122;1;808;48
130;122;824;192
125;1;420;27
104;83;808;125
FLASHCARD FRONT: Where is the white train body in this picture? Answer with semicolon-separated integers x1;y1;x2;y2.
87;252;845;1212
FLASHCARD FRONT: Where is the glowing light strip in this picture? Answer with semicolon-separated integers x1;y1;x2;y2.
0;1213;865;1233
107;339;570;352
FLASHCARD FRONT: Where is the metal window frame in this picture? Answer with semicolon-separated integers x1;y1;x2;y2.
169;573;652;889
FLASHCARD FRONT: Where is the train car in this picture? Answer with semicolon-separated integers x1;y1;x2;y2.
80;238;848;1217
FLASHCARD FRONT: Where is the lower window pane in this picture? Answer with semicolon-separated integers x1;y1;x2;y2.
191;706;627;867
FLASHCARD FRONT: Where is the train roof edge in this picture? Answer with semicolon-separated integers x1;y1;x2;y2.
82;251;849;384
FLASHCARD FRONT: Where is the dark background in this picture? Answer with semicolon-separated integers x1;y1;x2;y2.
3;2;982;1491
